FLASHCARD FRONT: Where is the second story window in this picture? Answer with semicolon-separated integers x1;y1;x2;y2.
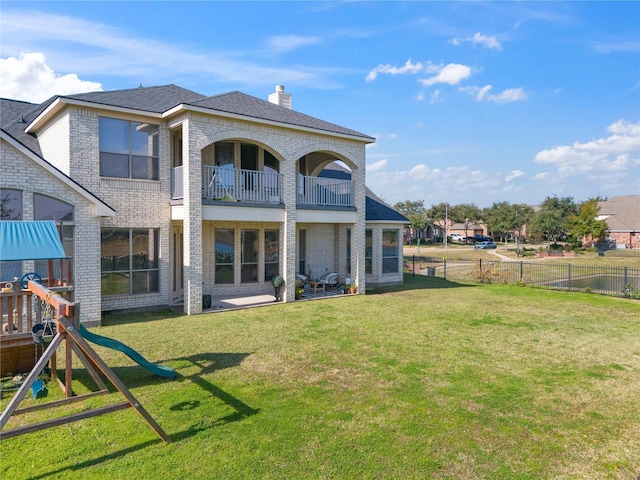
99;117;159;180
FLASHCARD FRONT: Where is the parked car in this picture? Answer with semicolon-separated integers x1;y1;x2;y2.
472;235;493;243
474;241;497;250
448;233;464;242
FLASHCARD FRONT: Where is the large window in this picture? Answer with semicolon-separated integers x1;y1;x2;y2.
0;189;22;281
99;117;159;180
346;228;351;274
298;229;307;275
264;230;279;282
34;193;73;222
215;229;234;284
0;189;22;220
34;194;74;283
382;229;399;274
241;229;258;283
101;228;159;295
365;229;373;274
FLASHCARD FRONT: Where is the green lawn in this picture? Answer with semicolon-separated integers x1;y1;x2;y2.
2;276;639;479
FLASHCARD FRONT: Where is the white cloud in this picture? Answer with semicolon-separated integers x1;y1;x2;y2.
0;10;335;90
429;89;442;104
365;58;423;82
266;35;322;54
534;120;640;178
450;32;503;50
459;84;527;103
534;172;550;181
0;52;102;103
389;133;397;140
505;170;525;181
418;63;472;87
367;159;388;172
416;91;425;102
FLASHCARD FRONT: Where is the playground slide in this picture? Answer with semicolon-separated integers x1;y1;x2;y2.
79;325;176;380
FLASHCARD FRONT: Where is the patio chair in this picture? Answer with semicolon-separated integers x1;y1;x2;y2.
316;272;339;289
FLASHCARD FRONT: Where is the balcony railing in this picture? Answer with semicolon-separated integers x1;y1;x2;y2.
171;167;354;207
172;166;282;203
297;175;354;207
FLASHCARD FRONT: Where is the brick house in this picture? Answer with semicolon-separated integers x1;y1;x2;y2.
1;85;407;323
598;195;640;249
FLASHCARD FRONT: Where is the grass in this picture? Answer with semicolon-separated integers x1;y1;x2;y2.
2;275;639;479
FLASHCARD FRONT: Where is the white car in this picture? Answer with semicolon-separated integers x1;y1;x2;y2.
474;241;497;250
449;233;464;242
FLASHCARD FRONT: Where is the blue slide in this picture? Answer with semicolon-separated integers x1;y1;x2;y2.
79;325;176;380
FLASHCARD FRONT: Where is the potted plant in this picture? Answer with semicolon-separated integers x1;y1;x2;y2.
347;284;357;294
295;287;304;300
271;275;284;302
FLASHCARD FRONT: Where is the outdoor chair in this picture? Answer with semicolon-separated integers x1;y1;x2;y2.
316;272;339;289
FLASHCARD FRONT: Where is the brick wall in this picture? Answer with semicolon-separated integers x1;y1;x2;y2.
1;139;103;325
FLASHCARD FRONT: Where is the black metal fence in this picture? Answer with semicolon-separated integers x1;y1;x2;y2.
406;257;640;298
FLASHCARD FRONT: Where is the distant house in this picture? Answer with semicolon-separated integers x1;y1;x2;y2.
598;195;640;249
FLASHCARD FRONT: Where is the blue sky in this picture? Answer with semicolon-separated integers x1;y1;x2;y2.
1;1;638;208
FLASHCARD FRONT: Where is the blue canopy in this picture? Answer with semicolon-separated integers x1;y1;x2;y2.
0;221;67;261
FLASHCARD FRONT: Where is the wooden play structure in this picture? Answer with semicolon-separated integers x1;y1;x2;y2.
0;280;171;442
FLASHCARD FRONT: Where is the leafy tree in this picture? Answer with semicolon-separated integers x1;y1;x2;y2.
569;199;609;246
529;196;578;243
427;202;450;240
449;203;481;239
393;200;428;244
482;202;535;243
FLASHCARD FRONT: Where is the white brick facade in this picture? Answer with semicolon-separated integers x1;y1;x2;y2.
1;138;104;325
3;86;405;320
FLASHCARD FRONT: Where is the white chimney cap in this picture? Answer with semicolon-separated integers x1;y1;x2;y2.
269;85;292;109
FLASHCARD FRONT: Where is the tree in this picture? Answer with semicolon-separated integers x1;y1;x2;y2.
393;200;427;244
449;203;481;239
529;196;578;243
482;202;513;240
427;202;449;240
569;199;609;246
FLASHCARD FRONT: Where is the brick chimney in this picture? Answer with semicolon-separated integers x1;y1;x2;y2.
268;85;292;109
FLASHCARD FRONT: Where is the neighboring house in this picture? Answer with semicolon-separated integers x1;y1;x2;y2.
1;84;407;322
448;222;487;239
597;195;640;249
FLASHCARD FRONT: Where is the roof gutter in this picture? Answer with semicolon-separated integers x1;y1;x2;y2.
25;97;163;134
1;130;115;217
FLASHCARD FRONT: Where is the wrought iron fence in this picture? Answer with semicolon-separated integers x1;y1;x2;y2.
405;256;640;298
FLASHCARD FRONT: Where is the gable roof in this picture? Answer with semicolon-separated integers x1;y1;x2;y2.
598;195;640;231
319;163;409;223
20;84;374;142
185;91;372;140
1;127;115;217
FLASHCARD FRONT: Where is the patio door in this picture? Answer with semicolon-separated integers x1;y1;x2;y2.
172;226;184;303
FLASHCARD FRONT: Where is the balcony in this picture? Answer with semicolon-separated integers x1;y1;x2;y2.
297;175;354;207
173;165;282;203
172;166;354;207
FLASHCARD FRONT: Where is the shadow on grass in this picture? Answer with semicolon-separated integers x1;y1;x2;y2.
101;308;184;327
368;273;476;295
28;353;259;479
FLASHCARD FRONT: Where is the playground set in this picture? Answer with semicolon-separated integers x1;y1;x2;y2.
1;221;175;442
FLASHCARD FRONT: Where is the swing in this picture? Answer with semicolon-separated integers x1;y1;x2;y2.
30;291;59;399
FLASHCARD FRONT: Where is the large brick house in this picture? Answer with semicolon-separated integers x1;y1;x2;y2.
598;195;640;249
1;84;407;324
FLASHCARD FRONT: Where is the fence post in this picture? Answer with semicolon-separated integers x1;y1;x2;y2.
412;255;415;277
624;266;628;286
520;261;524;282
568;264;572;290
444;258;447;280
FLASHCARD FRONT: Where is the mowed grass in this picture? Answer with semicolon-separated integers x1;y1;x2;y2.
2;276;639;479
